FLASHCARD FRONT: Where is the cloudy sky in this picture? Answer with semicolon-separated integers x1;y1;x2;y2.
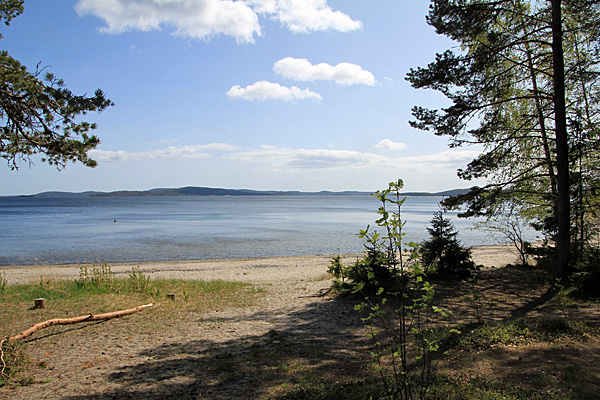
1;0;484;196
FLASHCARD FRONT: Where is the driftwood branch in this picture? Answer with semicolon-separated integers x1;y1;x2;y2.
7;303;154;342
0;339;6;380
1;304;152;382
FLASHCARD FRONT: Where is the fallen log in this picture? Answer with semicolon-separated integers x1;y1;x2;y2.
7;303;154;341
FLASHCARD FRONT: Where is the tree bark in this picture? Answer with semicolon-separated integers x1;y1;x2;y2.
7;303;153;341
551;0;571;279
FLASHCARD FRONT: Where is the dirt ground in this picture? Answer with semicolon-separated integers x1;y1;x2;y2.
1;254;369;400
1;246;599;399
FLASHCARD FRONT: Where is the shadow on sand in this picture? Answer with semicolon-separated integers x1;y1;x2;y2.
63;293;371;400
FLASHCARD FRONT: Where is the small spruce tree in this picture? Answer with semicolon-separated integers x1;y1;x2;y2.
421;211;477;279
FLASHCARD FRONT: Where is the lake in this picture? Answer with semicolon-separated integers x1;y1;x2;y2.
0;194;511;266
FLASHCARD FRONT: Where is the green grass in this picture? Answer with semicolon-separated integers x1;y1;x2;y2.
0;265;259;328
436;316;589;352
269;315;594;400
273;378;384;400
0;266;261;387
2;265;598;398
427;375;558;400
272;371;571;400
272;374;563;400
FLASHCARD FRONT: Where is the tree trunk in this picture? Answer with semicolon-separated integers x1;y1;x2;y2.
551;0;571;279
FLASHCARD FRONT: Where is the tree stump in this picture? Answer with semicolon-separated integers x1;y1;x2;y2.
34;298;46;309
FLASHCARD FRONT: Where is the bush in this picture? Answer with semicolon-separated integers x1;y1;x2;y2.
332;247;397;295
569;247;600;299
330;179;443;399
421;211;477;279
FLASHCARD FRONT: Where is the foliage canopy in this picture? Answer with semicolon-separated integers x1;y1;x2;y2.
407;0;600;277
0;0;112;170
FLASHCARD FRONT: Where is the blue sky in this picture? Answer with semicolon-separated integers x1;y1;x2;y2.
1;0;484;196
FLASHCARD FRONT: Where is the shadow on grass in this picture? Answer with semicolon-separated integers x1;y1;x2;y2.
499;341;600;399
28;267;600;400
509;284;558;320
437;333;600;400
431;267;600;399
62;294;375;400
431;266;559;325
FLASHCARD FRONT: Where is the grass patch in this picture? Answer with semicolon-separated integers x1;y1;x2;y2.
0;272;7;292
427;375;557;400
0;340;34;388
0;266;261;387
0;266;260;335
2;263;599;398
436;316;589;352
273;378;384;400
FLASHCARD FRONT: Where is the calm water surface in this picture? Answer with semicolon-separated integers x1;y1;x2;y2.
0;195;498;266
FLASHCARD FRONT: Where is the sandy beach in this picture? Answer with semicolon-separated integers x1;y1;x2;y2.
1;243;540;400
3;242;598;400
1;244;519;286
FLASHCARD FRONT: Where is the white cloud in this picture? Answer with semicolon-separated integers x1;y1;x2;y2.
273;57;375;86
226;81;322;101
228;146;480;172
230;146;379;169
75;0;361;43
75;0;261;44
90;143;239;162
248;0;362;33
375;139;407;151
89;142;481;190
403;150;482;164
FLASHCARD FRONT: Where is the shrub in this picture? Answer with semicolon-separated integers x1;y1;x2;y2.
127;266;153;294
474;203;533;266
332;179;444;399
332;247;396;295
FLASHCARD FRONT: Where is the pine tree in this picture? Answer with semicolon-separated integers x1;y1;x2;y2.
0;0;112;170
421;211;477;279
407;0;600;278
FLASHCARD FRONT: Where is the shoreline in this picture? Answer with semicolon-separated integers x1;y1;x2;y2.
0;243;519;286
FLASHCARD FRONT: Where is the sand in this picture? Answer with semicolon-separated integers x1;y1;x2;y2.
1;243;566;400
1;244;519;286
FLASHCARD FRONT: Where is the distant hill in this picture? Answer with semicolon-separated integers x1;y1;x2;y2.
20;186;471;198
90;187;369;197
432;188;472;197
18;191;103;198
401;189;471;197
